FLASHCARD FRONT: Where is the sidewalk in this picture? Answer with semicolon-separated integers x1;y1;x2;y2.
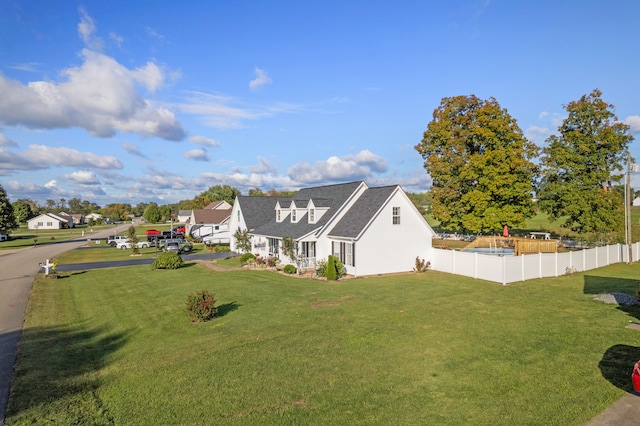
587;392;640;425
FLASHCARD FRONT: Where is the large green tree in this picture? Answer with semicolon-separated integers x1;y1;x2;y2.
538;89;633;243
12;199;35;223
194;185;241;208
143;203;162;224
415;95;538;233
0;185;18;234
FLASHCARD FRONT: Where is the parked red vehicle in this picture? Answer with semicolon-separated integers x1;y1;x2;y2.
145;229;161;235
173;226;185;234
633;360;640;393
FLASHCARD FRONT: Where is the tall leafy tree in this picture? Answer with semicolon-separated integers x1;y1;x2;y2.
0;185;18;234
197;185;241;206
538;89;633;242
143;203;162;224
415;95;538;233
12;199;35;223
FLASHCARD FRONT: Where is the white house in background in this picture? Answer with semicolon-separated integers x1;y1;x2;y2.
85;213;103;221
27;213;74;230
229;181;436;277
633;197;640;207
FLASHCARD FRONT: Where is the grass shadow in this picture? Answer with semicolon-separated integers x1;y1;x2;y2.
6;325;128;423
598;344;640;393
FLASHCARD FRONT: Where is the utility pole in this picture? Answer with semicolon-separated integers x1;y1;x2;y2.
626;151;633;263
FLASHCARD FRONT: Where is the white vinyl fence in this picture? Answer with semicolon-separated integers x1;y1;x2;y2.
431;243;640;285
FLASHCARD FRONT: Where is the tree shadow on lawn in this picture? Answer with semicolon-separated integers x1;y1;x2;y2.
584;276;640;394
598;344;640;394
6;325;128;421
217;302;240;317
583;275;640;321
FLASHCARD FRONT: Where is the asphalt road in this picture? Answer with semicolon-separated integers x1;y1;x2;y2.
0;224;130;424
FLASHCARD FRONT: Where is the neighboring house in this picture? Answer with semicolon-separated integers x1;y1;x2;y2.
204;200;232;210
186;207;232;240
177;210;192;223
85;213;103;221
633;197;640;207
27;213;74;230
229;181;436;277
67;213;85;225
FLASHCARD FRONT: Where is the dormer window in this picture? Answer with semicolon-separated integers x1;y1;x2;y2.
309;208;315;223
277;209;281;221
291;209;297;222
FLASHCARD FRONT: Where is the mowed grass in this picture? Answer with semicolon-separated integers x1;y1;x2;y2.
6;262;640;425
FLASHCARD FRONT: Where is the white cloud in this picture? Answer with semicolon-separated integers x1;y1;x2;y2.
538;111;549;119
23;145;123;168
625;115;640;133
122;143;146;157
525;126;551;144
78;8;102;50
0;11;185;141
249;67;272;91
109;32;124;47
63;170;101;185
177;91;300;129
8;62;43;72
44;179;57;188
0;132;17;147
288;150;388;184
184;148;209;161
248;156;278;174
189;135;220;147
146;27;165;42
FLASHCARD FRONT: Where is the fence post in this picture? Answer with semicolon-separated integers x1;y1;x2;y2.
539;253;543;278
555;252;558;277
502;256;506;285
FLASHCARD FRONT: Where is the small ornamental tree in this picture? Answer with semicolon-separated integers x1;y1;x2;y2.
127;225;140;254
233;228;252;253
326;255;337;280
186;290;218;322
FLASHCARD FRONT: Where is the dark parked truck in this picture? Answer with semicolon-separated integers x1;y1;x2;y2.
147;230;184;243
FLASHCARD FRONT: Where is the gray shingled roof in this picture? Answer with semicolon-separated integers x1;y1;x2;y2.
251;181;364;239
236;196;290;231
328;185;397;239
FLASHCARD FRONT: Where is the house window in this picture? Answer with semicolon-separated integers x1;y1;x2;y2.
392;207;401;225
47;221;53;227
292;209;297;222
268;237;279;255
309;209;315;222
37;221;43;227
276;209;281;221
301;241;316;258
345;243;353;267
332;241;355;267
237;210;240;221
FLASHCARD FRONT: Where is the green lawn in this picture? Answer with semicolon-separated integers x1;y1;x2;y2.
6;260;640;425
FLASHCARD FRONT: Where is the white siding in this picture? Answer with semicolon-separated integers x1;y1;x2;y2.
348;191;433;276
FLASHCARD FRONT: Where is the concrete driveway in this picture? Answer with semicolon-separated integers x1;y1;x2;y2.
0;225;130;423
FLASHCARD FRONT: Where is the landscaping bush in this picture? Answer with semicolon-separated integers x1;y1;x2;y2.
283;264;297;274
151;251;184;270
186;290;218;322
239;253;256;264
315;259;327;277
413;256;431;272
326;255;337;280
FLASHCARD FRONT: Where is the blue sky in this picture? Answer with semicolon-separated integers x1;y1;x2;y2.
1;0;640;206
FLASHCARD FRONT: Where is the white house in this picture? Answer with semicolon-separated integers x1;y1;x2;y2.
27;213;74;230
229;181;436;277
633;197;640;207
85;213;103;221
